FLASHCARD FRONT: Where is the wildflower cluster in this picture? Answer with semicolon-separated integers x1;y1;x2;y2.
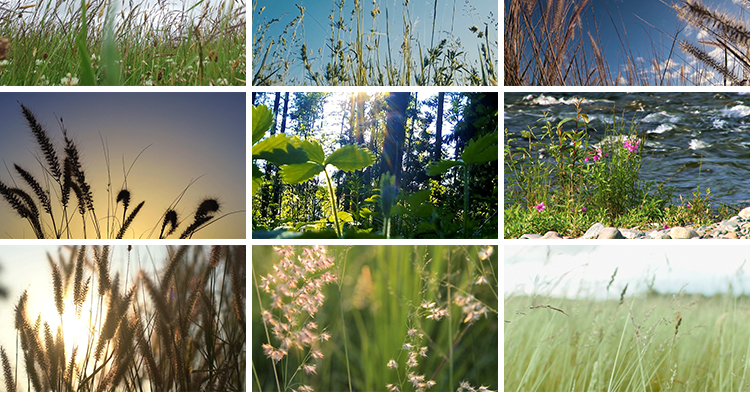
258;246;336;371
584;147;603;162
623;137;640;153
386;327;436;392
534;202;546;212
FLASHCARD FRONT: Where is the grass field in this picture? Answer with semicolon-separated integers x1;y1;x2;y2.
252;245;498;391
0;0;245;86
506;279;750;391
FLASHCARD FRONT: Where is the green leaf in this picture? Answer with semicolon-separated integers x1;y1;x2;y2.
405;189;431;207
556;117;574;130
300;140;326;164
252;163;263;195
76;0;96;86
280;162;325;184
426;160;463;176
252;105;274;145
330;211;354;223
252;135;309;165
325;145;375;171
462;131;498;164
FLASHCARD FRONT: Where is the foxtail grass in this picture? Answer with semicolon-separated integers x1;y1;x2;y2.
0;104;240;239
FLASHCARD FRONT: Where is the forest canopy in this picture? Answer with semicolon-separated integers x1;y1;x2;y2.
252;92;498;239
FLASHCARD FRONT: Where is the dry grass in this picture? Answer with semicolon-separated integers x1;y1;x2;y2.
2;245;245;391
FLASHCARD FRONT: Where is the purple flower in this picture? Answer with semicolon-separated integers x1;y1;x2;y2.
687;203;692;209
581;205;587;213
623;138;640;153
535;202;546;212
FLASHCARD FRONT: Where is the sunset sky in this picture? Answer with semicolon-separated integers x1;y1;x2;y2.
0;93;245;239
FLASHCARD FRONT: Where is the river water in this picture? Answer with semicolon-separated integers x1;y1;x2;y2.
504;92;750;207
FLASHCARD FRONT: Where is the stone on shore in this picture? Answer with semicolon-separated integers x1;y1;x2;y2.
619;228;645;239
542;231;562;239
520;233;543;239
581;223;605;239
598;227;625;239
668;226;699;239
739;206;750;220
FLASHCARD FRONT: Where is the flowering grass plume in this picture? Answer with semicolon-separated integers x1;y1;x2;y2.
257;246;337;391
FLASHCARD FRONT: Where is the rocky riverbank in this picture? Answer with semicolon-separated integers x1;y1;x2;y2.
517;207;750;239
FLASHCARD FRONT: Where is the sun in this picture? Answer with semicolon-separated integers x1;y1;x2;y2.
41;297;98;362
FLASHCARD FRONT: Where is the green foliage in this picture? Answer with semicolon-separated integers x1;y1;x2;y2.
252;92;498;239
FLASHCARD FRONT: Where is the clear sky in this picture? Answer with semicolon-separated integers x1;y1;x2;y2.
575;0;750;84
252;0;498;84
0;93;245;239
506;245;750;300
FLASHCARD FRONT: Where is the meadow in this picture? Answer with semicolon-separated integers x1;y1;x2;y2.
252;245;498;391
252;0;497;86
0;245;246;391
0;0;245;86
506;282;750;391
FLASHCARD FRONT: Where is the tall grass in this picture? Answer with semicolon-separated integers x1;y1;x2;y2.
252;0;497;86
252;245;498;391
504;0;700;86
0;0;245;86
1;245;246;391
0;103;240;239
506;280;750;391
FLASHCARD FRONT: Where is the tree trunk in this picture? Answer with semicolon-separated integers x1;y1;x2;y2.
434;92;444;162
270;93;289;221
384;93;410;186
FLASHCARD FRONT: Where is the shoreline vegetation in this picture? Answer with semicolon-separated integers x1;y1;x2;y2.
504;99;747;239
0;0;246;86
252;0;497;86
505;0;750;86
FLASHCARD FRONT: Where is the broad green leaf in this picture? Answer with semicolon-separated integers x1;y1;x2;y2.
300;140;326;164
252;105;274;145
426;160;462;176
325;145;375;171
252;135;309;165
405;189;431;207
330;211;354;223
252;163;263;195
462;131;499;164
280;162;325;184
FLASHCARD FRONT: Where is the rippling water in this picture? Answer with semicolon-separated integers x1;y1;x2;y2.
504;92;750;207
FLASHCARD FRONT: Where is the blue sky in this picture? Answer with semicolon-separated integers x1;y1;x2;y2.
595;0;750;84
252;0;498;84
0;93;245;239
509;0;750;84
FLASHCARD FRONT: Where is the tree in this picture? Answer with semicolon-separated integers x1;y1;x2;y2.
383;93;410;186
434;92;444;162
